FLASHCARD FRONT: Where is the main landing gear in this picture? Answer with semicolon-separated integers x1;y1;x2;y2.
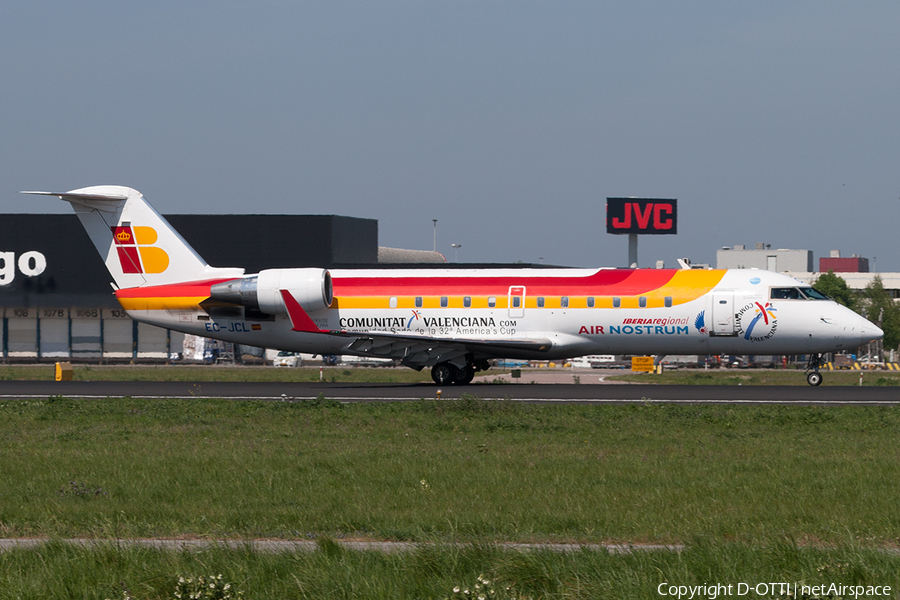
805;353;823;386
430;359;490;385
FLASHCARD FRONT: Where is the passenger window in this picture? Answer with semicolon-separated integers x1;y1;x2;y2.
664;296;672;308
537;297;545;308
639;296;647;308
488;297;496;308
415;296;423;308
613;297;621;308
512;296;521;308
561;297;569;308
389;297;398;308
587;297;595;308
440;296;448;308
464;296;471;307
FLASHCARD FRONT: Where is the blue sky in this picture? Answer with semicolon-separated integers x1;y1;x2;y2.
3;2;898;270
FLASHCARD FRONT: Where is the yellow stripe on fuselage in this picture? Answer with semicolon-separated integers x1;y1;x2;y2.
117;296;208;311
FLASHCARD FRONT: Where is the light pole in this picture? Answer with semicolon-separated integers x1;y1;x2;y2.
451;243;462;263
432;220;437;252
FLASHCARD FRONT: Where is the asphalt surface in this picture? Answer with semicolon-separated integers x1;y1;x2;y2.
1;379;898;404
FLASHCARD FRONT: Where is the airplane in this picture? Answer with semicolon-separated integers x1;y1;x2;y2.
23;185;883;387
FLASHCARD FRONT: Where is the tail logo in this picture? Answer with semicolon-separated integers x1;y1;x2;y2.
111;225;169;274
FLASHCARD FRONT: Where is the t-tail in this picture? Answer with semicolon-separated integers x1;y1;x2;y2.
22;185;244;288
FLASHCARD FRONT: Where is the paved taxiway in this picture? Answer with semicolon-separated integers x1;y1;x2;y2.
0;379;898;404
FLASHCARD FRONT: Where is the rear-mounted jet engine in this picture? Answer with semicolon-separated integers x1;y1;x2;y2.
210;268;333;313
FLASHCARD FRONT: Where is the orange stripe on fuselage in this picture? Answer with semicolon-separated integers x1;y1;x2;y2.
114;278;230;311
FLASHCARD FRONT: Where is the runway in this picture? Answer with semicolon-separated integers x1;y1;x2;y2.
1;379;898;404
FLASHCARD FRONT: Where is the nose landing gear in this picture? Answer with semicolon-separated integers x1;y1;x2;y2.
805;353;823;386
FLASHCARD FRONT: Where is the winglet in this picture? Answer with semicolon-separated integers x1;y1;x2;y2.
280;290;324;333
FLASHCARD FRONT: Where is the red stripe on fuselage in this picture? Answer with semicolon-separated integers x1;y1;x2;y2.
332;269;676;297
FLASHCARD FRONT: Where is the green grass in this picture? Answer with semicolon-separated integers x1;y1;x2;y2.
0;364;437;383
1;396;900;546
1;541;899;599
608;368;900;386
3;395;900;598
5;363;900;385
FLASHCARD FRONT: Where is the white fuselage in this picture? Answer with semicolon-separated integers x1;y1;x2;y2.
124;268;879;363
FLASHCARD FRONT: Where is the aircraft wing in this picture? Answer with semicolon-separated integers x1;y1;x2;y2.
337;330;552;370
280;290;552;369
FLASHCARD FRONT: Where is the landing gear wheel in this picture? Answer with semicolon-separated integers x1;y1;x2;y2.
431;362;458;385
454;366;475;385
805;353;823;387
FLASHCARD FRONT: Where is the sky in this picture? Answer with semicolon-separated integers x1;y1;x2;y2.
2;2;899;270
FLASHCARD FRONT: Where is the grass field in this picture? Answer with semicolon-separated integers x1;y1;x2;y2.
0;364;437;383
608;368;900;386
2;395;899;545
1;541;899;599
3;394;900;598
5;363;900;386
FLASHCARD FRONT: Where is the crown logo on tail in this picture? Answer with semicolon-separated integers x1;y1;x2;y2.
110;225;168;274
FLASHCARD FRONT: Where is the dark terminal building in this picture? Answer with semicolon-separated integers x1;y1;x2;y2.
0;213;442;360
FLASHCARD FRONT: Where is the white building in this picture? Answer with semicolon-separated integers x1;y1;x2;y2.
717;243;813;272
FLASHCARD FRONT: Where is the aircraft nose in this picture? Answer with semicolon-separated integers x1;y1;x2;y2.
858;315;883;345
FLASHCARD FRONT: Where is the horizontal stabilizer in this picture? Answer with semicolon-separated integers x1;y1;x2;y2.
21;190;129;204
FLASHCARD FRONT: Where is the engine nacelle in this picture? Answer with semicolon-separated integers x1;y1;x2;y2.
209;268;333;314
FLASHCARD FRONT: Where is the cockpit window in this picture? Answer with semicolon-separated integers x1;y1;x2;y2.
800;287;830;300
770;288;803;300
770;287;830;300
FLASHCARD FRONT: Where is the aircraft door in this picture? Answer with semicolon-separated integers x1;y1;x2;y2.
508;286;525;318
711;291;737;336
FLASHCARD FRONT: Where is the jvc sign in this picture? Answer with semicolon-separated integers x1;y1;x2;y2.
606;198;677;235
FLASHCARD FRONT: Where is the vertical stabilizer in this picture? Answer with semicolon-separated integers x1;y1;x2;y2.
22;186;244;288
